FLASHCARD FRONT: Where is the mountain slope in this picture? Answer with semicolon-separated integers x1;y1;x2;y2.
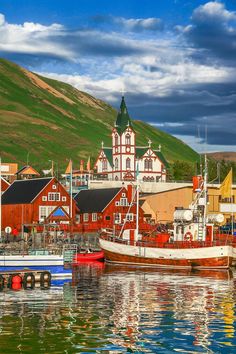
0;58;199;170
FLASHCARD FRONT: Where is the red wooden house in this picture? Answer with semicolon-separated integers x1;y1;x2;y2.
1;177;77;231
74;185;151;233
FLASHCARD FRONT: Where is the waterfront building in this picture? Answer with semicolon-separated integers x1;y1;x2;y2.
74;185;149;233
1;177;76;230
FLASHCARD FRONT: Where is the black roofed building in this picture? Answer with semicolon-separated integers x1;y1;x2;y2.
1;177;77;230
94;96;168;182
74;185;146;233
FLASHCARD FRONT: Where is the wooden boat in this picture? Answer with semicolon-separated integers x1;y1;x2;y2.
99;157;233;270
73;250;104;263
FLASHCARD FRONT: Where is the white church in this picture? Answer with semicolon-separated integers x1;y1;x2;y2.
94;96;168;182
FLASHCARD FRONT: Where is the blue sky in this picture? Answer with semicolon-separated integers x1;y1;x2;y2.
1;0;236;152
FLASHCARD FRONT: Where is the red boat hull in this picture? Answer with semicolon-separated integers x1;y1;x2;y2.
102;249;232;269
73;251;104;263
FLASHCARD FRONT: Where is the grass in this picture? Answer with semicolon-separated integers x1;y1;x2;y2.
0;58;199;171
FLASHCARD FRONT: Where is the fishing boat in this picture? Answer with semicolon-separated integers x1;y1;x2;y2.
99;157;233;269
73;250;104;263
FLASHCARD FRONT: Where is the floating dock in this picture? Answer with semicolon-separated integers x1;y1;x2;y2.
0;269;51;290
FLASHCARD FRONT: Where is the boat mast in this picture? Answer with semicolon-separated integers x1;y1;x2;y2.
135;183;139;240
0;157;1;240
203;154;208;239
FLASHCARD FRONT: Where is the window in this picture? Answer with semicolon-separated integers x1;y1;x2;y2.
92;213;97;222
115;158;118;170
39;206;56;221
115;201;120;206
125;134;131;145
102;159;107;171
120;198;128;206
126;213;133;221
62;196;67;202
52;184;57;190
105;216;111;220
76;215;80;223
48;192;60;201
63;206;69;214
126;158;131;170
39;206;47;220
114;213;121;224
122;193;126;197
83;213;89;222
144;158;153;170
115;134;119;146
42;196;47;201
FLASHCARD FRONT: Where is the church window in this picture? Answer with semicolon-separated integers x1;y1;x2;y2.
115;158;118;170
149;159;153;170
125;134;131;145
115;134;119;146
144;158;153;170
126;158;131;170
102;159;107;171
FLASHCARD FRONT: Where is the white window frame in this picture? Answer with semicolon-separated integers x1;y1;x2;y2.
83;213;89;222
62;196;67;202
39;206;47;220
42;196;47;201
120;198;128;206
62;206;69;214
48;192;60;201
92;213;97;222
39;206;56;221
122;193;126;197
126;213;133;222
114;213;121;224
52;184;57;189
115;201;120;206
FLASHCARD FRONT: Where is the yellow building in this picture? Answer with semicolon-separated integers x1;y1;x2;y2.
141;184;236;225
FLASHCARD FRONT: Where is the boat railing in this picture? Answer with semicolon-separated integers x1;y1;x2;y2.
100;233;233;248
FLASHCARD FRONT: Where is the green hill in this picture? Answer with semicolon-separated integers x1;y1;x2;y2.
0;58;199;171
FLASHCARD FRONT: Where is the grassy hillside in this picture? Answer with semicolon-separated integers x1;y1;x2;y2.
0;58;199;171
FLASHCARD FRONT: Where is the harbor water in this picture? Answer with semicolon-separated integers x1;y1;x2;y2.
0;263;236;353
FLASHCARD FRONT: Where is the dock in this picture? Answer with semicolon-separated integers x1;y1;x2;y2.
0;269;51;290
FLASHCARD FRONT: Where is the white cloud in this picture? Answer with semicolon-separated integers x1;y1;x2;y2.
114;17;163;31
192;1;236;23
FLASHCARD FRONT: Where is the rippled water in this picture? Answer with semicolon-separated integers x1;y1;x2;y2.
0;264;236;353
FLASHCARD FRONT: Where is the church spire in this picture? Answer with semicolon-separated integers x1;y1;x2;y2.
115;96;133;134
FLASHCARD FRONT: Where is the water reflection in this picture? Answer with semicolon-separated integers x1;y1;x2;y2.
0;264;235;353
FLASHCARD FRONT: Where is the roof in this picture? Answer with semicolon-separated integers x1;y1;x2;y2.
115;96;133;134
154;150;169;168
16;165;40;176
2;177;53;204
103;148;113;167
135;148;148;158
74;188;122;213
135;147;169;168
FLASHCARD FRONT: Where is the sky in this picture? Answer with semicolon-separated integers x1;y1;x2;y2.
0;0;236;153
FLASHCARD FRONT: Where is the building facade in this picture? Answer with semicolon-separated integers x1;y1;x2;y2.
1;177;76;230
94;96;168;182
74;185;151;233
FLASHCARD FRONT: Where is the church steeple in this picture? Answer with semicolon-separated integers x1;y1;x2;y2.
115;96;133;134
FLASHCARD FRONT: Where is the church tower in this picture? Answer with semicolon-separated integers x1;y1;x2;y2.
112;96;136;181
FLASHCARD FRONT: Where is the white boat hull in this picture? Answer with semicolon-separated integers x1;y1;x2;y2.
0;255;64;266
99;237;233;269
